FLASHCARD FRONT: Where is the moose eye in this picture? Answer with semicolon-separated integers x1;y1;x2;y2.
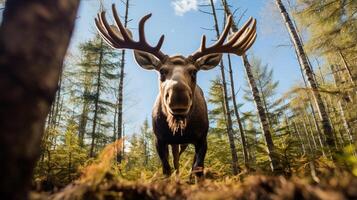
159;69;167;81
190;69;198;80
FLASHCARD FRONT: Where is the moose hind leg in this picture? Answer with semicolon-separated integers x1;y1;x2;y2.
156;141;171;176
192;140;207;178
172;144;180;174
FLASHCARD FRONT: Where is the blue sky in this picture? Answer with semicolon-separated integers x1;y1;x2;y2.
69;0;303;134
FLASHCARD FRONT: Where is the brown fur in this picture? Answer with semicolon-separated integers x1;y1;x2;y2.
134;53;221;177
166;113;187;135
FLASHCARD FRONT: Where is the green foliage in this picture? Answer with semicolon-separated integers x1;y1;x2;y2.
34;120;88;187
296;0;357;86
342;144;357;176
33;1;357;194
208;76;230;135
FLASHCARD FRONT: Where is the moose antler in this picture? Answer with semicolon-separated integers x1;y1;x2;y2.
95;4;168;61
189;15;257;61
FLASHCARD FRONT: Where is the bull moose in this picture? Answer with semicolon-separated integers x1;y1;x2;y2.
95;4;256;178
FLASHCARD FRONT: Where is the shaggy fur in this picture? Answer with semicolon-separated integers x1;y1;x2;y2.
166;114;187;135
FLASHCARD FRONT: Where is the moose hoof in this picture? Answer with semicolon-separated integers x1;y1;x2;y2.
191;166;204;183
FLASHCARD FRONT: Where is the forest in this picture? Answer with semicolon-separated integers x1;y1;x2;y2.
0;0;356;199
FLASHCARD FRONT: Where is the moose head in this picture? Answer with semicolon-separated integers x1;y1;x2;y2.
95;4;256;133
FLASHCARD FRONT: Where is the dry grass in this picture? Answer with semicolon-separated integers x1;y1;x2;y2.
30;173;357;200
30;140;357;200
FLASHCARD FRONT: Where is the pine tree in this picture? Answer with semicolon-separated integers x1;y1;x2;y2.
116;0;131;163
207;0;239;175
77;35;120;157
220;0;282;173
275;0;337;159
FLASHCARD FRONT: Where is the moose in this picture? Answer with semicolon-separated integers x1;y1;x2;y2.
95;4;256;178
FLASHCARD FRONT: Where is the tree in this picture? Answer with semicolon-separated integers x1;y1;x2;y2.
34;118;87;187
208;77;248;174
0;0;80;198
275;0;337;158
227;48;249;170
296;0;357;83
220;0;281;173
78;35;119;157
243;57;283;131
208;0;239;175
116;0;131;163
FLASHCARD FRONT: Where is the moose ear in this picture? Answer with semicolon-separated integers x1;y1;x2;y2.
195;53;222;70
133;50;161;70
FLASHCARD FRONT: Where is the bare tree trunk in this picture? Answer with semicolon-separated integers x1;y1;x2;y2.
51;70;63;128
227;54;249;169
78;98;89;146
293;31;326;155
293;121;306;155
338;101;354;143
330;64;354;142
113;103;117;141
304;111;318;150
338;50;355;86
0;0;79;198
209;0;239;175
116;0;130;163
90;40;104;157
220;0;280;173
242;56;281;172
257;78;273;130
275;0;336;157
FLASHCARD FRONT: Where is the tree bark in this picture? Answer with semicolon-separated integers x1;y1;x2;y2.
275;0;336;156
294;38;327;156
116;0;130;162
242;55;281;172
338;50;355;86
0;0;80;199
219;0;280;173
293;121;306;155
78;95;90;146
209;0;239;175
227;54;249;169
304;112;318;150
90;39;104;157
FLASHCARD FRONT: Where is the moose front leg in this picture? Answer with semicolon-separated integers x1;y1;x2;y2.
192;139;207;178
156;140;171;176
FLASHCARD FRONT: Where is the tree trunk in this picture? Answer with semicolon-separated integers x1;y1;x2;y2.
227;54;249;169
113;102;117;141
78;97;90;146
51;70;63;128
219;0;280;172
330;64;354;142
257;78;273;130
338;50;355;86
293;30;326;155
242;56;281;172
293;121;306;155
338;101;354;143
116;0;130;163
90;39;104;157
209;0;239;175
0;0;80;198
305;112;318;150
275;0;336;156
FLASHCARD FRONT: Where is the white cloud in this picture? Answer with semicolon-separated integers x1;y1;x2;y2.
172;0;198;16
171;0;215;16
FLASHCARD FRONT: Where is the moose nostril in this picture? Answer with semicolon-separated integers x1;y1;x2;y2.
165;93;169;101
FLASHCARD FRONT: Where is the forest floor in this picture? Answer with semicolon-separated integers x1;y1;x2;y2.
30;172;357;200
30;141;357;200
